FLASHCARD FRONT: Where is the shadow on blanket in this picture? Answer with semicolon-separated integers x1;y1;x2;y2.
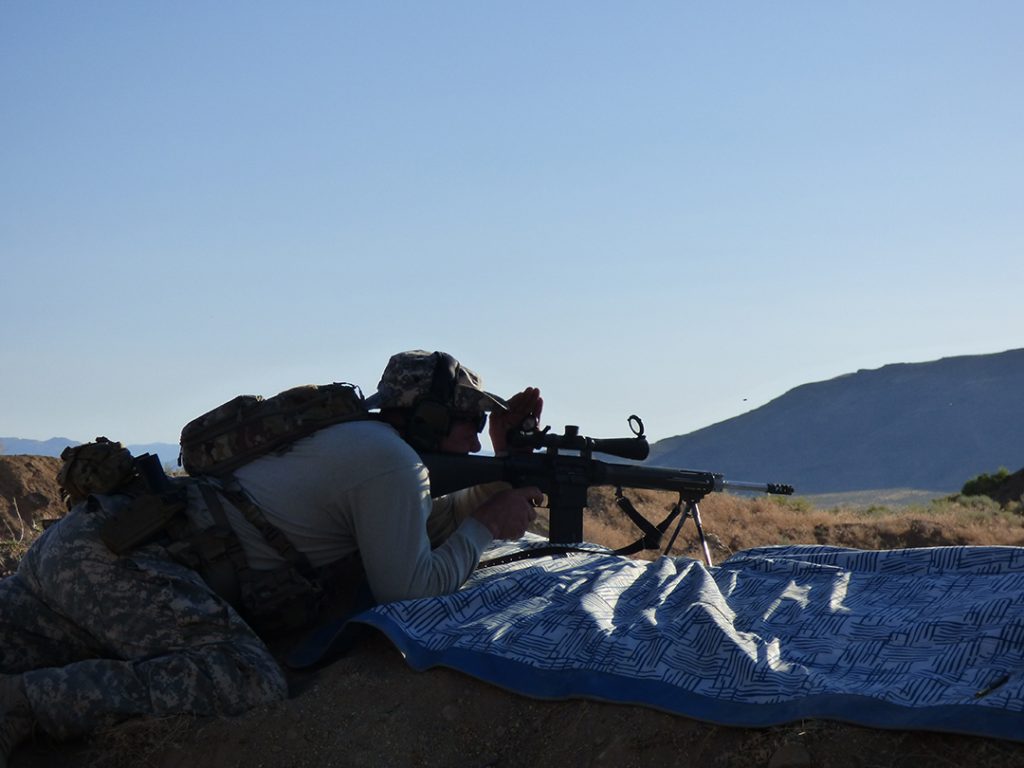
355;542;1024;742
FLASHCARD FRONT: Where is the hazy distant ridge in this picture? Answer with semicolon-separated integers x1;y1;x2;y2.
0;437;80;457
647;348;1024;494
0;437;180;468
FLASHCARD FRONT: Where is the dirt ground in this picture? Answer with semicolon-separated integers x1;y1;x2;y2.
15;631;1024;768
3;455;1024;768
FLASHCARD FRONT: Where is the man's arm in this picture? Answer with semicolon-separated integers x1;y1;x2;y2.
349;463;493;603
426;482;508;547
351;465;539;603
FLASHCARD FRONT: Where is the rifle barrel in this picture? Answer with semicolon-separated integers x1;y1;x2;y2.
723;480;795;495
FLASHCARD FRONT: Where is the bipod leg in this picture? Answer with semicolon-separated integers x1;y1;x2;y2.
662;499;689;556
690;501;713;567
661;496;714;567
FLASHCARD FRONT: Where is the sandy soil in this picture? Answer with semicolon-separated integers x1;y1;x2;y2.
14;630;1024;768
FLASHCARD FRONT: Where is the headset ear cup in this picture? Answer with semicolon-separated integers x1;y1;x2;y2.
405;351;460;451
407;399;452;451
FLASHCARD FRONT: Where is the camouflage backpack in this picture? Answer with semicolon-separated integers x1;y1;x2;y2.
179;382;368;476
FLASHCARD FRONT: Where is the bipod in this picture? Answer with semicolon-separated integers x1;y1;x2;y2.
662;493;714;567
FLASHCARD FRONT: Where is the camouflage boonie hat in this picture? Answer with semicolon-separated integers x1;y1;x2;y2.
365;350;508;413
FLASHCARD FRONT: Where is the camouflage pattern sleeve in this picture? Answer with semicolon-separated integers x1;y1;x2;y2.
0;496;286;739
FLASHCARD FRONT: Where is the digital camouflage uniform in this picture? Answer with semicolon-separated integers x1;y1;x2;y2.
0;493;286;739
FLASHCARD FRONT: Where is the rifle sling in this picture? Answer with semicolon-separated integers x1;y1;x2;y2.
476;493;686;569
476;545;614;569
611;493;684;556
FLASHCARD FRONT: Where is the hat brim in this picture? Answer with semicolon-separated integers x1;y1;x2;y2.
459;387;509;413
365;388;508;412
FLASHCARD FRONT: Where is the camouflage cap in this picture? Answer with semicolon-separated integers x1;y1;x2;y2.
365;350;509;413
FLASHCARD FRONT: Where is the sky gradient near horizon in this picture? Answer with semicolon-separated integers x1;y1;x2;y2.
2;2;1022;449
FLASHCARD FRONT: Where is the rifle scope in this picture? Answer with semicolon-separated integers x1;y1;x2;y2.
507;423;650;462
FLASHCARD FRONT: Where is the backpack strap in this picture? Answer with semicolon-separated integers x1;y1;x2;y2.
189;481;250;608
216;476;316;576
192;478;337;634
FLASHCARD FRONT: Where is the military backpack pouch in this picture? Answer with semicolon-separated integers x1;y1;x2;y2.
179;382;367;476
239;566;326;635
99;493;187;555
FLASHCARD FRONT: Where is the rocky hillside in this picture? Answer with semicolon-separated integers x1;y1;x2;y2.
648;348;1024;493
0;455;64;575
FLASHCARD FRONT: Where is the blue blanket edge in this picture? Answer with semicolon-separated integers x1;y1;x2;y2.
354;612;1023;743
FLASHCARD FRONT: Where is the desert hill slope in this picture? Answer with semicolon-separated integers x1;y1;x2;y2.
648;348;1024;493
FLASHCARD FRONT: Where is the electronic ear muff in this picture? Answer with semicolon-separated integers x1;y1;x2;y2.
406;351;460;451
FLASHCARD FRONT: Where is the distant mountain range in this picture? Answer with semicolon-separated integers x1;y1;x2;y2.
0;437;180;469
647;348;1024;494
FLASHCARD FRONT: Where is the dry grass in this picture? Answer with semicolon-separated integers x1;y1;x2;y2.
532;488;1024;561
1;497;34;576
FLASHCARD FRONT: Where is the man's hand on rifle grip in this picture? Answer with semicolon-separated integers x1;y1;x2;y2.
472;486;543;540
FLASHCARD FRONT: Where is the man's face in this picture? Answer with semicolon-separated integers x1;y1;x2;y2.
437;412;486;454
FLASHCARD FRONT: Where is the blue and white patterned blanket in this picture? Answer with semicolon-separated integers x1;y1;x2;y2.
356;543;1024;741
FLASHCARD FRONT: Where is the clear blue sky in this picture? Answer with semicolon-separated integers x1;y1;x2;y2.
2;2;1021;449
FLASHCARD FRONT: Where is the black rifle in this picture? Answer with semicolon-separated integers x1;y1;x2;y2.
420;416;793;566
